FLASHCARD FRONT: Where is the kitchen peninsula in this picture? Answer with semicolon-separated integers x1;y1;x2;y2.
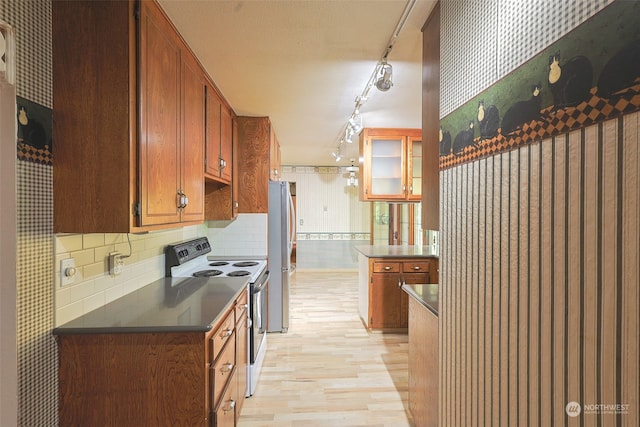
402;283;438;427
356;245;438;330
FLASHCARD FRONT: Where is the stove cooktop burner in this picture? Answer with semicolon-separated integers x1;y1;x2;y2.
209;261;230;267
227;270;251;277
192;269;224;277
232;261;259;267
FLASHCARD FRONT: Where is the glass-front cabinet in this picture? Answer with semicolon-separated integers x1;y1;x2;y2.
359;128;422;201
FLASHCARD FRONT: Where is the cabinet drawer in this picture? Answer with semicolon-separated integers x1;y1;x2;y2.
235;290;248;324
402;261;430;273
211;334;236;407
373;262;400;273
211;310;235;362
214;371;237;427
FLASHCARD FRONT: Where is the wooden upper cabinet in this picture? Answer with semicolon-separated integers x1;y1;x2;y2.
139;1;182;226
53;0;205;232
359;128;422;201
236;116;280;213
52;0;135;233
205;82;233;184
178;49;206;224
270;131;281;181
205;85;223;178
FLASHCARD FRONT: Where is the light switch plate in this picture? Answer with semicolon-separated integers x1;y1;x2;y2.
60;258;76;286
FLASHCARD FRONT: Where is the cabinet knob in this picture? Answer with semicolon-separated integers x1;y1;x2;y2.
223;399;236;414
220;362;234;373
220;328;233;338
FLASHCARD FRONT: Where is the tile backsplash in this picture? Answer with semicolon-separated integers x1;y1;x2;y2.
54;224;207;326
207;213;268;258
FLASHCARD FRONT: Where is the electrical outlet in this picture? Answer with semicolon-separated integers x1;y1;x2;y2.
109;252;125;276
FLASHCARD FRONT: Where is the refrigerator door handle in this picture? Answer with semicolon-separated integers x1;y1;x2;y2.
288;189;296;256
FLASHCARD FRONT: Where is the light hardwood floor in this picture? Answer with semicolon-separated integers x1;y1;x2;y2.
238;270;415;427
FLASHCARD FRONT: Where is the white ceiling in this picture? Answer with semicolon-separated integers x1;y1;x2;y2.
158;0;437;166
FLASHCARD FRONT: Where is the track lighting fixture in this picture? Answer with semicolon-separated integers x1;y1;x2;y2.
374;60;393;91
348;113;363;135
332;147;342;162
345;125;355;144
345;159;359;187
329;0;416;161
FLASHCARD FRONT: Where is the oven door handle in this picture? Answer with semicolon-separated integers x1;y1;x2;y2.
251;270;270;294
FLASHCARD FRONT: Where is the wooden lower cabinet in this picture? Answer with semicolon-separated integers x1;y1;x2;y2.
408;296;438;426
234;290;249;416
364;257;437;330
56;289;248;426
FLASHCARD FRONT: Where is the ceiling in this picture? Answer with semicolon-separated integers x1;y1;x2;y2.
157;0;437;166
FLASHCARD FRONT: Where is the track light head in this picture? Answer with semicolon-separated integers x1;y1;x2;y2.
375;62;393;91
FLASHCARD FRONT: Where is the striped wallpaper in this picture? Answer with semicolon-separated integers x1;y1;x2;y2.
439;113;639;425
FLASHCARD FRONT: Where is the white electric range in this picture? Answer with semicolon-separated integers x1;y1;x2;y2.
165;237;269;397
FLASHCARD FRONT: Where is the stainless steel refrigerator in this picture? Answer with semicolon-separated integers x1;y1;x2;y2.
267;181;295;332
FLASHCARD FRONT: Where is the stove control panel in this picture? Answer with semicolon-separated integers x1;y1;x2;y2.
165;237;212;276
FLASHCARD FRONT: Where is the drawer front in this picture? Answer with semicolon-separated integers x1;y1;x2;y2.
402;261;430;273
373;262;400;273
212;334;236;407
235;290;248;324
211;310;235;362
214;372;237;427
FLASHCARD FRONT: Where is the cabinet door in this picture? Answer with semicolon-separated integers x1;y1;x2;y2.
215;377;237;427
407;137;422;201
220;104;233;183
270;129;281;181
138;2;182;226
180;51;205;223
369;136;405;198
370;273;404;329
205;85;222;178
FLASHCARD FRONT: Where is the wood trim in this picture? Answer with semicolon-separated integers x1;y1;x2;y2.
421;1;440;230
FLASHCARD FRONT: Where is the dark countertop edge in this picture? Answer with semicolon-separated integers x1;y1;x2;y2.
355;245;439;258
52;325;212;335
402;284;438;317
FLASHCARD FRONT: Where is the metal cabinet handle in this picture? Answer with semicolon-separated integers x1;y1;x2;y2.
383;266;392;271
223;399;236;414
176;191;188;209
220;362;234;373
412;266;421;271
220;328;233;338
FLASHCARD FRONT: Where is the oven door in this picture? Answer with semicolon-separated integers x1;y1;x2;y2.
250;270;269;364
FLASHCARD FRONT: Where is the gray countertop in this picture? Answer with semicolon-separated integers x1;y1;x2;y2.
52;276;248;335
356;245;439;258
402;284;439;316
